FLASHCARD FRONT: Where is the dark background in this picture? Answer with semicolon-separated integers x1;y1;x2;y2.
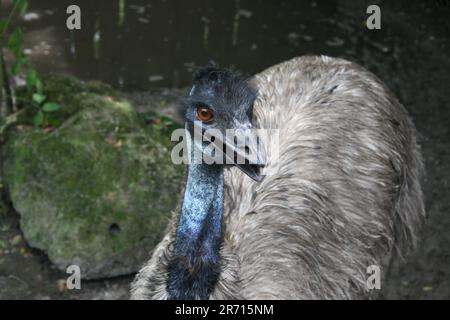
9;0;448;90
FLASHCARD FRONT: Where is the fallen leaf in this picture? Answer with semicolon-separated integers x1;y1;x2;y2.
43;127;54;134
57;279;67;292
19;247;31;258
11;234;22;246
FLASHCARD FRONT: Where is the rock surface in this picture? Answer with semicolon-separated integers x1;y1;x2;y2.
2;77;183;279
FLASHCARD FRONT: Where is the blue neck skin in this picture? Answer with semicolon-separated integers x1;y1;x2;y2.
167;162;224;300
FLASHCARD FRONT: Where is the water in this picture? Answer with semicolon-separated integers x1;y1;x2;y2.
2;1;447;91
2;0;370;90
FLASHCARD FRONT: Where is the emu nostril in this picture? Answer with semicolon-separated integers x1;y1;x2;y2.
109;223;121;236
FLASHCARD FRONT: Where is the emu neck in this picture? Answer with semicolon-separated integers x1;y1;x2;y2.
167;163;224;300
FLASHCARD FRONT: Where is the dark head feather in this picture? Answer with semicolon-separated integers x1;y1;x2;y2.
178;64;257;123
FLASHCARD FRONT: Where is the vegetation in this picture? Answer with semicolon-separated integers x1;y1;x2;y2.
0;2;183;279
2;78;184;278
1;0;60;128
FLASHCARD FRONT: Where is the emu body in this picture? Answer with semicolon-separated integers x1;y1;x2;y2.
131;56;425;299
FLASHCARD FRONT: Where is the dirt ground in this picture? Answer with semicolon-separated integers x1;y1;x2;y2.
0;1;449;299
374;3;450;299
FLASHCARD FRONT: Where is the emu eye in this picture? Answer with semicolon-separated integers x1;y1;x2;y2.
196;106;214;122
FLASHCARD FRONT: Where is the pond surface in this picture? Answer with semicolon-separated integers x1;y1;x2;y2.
2;0;398;90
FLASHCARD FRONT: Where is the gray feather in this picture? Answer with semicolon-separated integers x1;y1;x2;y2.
130;56;425;300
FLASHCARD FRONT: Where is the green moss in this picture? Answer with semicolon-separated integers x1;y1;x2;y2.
2;77;184;279
12;75;118;128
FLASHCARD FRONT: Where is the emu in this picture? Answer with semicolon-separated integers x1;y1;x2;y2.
131;56;425;299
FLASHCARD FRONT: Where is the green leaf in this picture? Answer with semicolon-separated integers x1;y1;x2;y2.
32;93;46;104
8;29;23;52
42;102;61;112
18;0;29;16
33;110;44;127
35;78;44;94
17;54;27;67
26;69;37;90
11;60;23;75
0;20;7;34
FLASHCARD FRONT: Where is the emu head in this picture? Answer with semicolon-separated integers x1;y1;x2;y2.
181;64;264;181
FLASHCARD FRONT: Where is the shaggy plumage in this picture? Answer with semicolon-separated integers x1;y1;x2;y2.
130;56;425;299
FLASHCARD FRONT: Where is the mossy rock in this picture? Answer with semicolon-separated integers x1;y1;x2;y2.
2;81;184;279
12;75;116;129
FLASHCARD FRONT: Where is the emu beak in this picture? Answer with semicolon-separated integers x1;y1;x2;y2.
198;121;266;182
224;125;266;182
237;161;265;182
